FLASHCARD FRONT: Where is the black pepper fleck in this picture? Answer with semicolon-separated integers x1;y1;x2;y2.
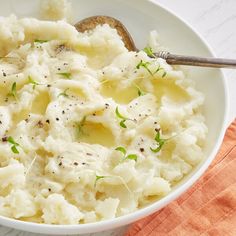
86;153;92;156
56;118;59;121
48;188;51;192
46;119;50;124
2;136;7;142
3;72;6;77
140;148;144;152
37;120;44;128
62;110;65;114
59;162;62;166
56;44;66;54
74;162;78;166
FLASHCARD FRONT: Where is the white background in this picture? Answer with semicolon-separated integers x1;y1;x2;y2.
1;0;236;235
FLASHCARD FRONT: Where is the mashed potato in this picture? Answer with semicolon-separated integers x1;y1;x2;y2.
0;14;207;224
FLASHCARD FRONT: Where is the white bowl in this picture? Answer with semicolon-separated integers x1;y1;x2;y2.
0;0;228;234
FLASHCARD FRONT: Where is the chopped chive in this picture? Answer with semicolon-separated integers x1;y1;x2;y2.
115;107;128;120
115;107;134;129
119;120;127;128
11;145;19;154
153;66;167;78
115;146;138;162
7;136;20;154
8;82;18;100
75;116;86;137
115;146;127;155
58;88;69;98
150;129;166;153
34;39;48;43
136;60;153;76
125;154;138;161
162;71;167;77
134;84;146;96
57;72;71;79
94;175;106;187
143;46;155;58
28;76;40;90
136;60;167;78
115;107;128;128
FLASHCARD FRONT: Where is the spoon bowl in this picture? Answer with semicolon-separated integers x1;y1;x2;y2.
75;15;137;51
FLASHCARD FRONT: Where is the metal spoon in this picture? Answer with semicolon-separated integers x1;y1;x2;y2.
75;15;236;68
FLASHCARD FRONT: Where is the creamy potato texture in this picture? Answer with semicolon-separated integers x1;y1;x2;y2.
0;15;207;224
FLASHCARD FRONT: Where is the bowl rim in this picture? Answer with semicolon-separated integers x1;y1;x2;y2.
0;0;229;234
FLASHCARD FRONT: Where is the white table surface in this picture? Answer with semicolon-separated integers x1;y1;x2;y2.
1;0;236;235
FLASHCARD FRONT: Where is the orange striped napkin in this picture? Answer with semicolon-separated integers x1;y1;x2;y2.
125;119;236;236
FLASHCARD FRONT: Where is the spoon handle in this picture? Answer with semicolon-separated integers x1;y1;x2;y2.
154;51;236;68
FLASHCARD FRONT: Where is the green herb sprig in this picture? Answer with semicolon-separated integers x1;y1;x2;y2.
75;116;86;137
150;129;166;153
58;88;69;98
136;60;153;76
100;79;109;85
34;39;48;43
153;65;167;78
134;84;146;96
115;146;138;162
57;72;71;79
8;82;18;101
28;76;40;90
143;46;155;58
115;107;134;128
7;136;20;154
94;175;107;187
94;174;132;194
136;60;167;78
